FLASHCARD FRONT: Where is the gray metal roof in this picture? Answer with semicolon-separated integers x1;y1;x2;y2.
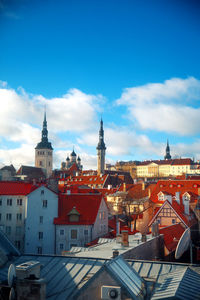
151;267;200;300
106;256;146;300
1;254;199;300
128;260;187;280
0;255;107;299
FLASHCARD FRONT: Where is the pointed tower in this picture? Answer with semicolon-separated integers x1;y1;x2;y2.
96;119;106;175
35;111;53;177
164;140;171;160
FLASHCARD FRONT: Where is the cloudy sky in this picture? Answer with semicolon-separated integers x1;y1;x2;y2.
0;0;200;170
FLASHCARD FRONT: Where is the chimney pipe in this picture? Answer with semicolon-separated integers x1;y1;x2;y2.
121;230;129;247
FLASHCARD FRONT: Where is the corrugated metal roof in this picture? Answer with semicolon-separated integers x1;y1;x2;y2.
151;267;200;300
128;260;186;280
106;256;145;300
1;254;199;300
0;255;107;299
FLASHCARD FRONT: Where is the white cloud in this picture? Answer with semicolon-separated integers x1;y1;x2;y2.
35;88;103;133
0;144;35;169
79;126;162;158
117;77;200;135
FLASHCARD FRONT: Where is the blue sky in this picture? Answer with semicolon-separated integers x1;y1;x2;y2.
0;0;200;169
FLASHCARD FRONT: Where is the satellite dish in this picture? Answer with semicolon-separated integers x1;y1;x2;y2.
8;264;16;287
175;227;191;259
9;287;15;300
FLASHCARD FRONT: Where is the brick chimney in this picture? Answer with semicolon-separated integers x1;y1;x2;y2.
121;230;129;247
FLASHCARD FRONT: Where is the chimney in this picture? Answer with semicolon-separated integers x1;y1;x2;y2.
142;182;145;191
112;250;119;258
15;261;46;300
121;230;129;247
152;222;159;237
175;192;180;204
183;195;189;215
123;183;126;192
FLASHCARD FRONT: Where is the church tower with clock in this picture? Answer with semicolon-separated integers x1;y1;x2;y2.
96;118;106;175
35;111;53;177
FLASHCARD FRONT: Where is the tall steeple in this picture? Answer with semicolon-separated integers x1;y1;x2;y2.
35;110;53;177
164;139;171;160
96;118;106;175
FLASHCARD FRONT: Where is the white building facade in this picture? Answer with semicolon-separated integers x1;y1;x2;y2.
55;196;108;254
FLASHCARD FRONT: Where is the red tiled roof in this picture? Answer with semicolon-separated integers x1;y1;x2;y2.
137;158;193;166
150;179;200;204
54;193;104;225
159;224;185;252
60;174;108;187
0;181;38;195
127;183;156;199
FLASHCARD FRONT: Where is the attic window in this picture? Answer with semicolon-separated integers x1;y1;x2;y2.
169;184;173;188
68;207;80;222
193;184;197;188
177;184;181;187
160;184;163;188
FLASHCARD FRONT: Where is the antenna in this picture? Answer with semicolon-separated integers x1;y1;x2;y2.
175;227;191;260
8;264;16;287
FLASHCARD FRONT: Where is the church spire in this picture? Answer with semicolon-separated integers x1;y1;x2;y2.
97;118;106;151
164;139;171;160
97;118;106;175
35;110;53;150
42;110;48;143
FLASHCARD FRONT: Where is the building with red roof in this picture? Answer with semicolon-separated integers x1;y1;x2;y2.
159;224;185;257
54;190;108;253
136;158;200;178
148;179;199;233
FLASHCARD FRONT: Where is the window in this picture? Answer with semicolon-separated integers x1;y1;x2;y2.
0;213;1;221
38;232;43;240
0;199;2;205
71;229;77;239
41;190;44;195
99;212;102;220
16;226;21;235
16;213;22;221
17;199;22;206
60;243;64;250
6;226;11;235
39;161;43;166
37;247;42;254
60;229;64;235
49;162;51;167
172;219;176;224
7;199;12;206
6;213;12;221
43;200;47;208
39;216;43;224
157;219;161;224
15;241;21;250
84;230;88;236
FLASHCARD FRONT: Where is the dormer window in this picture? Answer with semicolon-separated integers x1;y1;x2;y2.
158;192;164;201
68;207;80;222
183;192;190;202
